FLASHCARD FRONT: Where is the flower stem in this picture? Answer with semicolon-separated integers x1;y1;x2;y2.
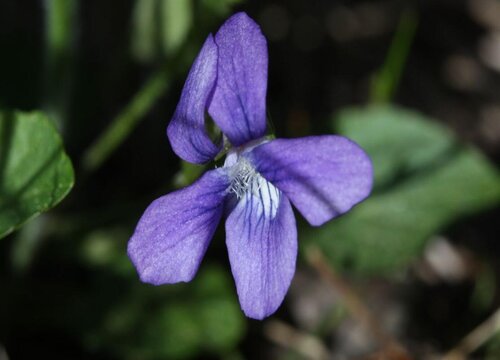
82;65;171;173
264;319;331;360
43;0;77;131
370;9;418;104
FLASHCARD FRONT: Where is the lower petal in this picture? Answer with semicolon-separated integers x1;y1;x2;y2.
128;169;229;285
225;179;297;320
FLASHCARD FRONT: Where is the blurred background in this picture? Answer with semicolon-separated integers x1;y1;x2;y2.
1;0;500;359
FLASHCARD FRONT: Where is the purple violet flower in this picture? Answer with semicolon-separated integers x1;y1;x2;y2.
127;12;373;319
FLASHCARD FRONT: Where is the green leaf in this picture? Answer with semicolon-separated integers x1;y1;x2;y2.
131;0;193;62
200;0;244;17
336;105;456;189
130;0;159;63
143;303;202;359
173;160;206;188
302;105;500;274
43;0;77;129
0;110;74;239
471;265;496;312
91;265;246;360
138;266;245;359
81;227;135;276
160;0;192;55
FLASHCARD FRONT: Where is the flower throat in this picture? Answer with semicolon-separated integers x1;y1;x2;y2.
229;158;260;199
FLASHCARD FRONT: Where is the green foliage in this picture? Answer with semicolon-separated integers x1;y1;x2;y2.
81;227;135;276
79;227;245;358
91;0;244;173
371;10;418;103
43;0;77;128
339;106;456;189
161;0;193;55
302;105;500;274
0;111;74;239
201;0;244;16
88;263;246;360
130;0;244;63
131;0;160;63
82;66;172;172
174;161;206;188
471;265;496;312
487;332;500;360
131;0;193;62
141;267;245;359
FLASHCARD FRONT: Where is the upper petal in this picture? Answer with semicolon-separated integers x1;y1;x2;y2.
167;35;221;164
225;177;297;320
128;169;230;285
208;12;268;146
246;136;373;226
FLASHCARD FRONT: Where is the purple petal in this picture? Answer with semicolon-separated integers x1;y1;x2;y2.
225;178;297;319
128;169;230;285
208;12;268;146
167;35;221;164
246;136;373;226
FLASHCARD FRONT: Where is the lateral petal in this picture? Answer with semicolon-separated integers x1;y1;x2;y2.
246;136;373;226
167;35;221;164
225;177;297;319
128;169;230;285
208;12;268;146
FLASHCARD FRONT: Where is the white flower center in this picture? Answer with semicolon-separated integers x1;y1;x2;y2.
229;158;259;198
228;157;280;218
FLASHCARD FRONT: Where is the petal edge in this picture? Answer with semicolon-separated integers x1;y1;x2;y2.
128;169;230;285
208;12;268;146
247;136;373;226
167;35;221;164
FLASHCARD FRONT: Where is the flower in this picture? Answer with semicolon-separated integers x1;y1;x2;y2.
127;12;373;320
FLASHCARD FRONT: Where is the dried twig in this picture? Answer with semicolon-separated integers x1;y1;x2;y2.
264;319;331;360
441;307;500;360
305;245;412;360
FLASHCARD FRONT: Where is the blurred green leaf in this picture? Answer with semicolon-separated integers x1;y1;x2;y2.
487;332;500;359
10;215;49;272
161;0;192;55
143;303;202;359
0;111;74;239
131;0;158;63
302;105;500;274
336;105;456;189
174;160;206;188
137;266;245;359
198;298;244;353
471;265;496;312
43;0;77;129
81;227;134;276
201;0;244;17
131;0;193;62
91;265;246;360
